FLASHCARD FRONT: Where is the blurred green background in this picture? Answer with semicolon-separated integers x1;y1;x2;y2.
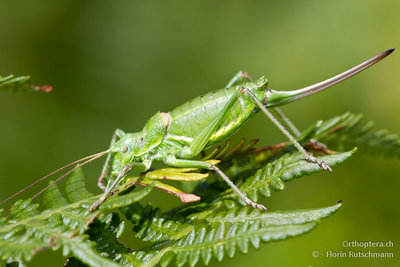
0;1;399;266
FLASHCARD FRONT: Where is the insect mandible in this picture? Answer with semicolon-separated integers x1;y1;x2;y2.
0;49;394;211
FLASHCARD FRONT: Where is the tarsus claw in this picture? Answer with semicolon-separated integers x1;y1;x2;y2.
306;154;332;172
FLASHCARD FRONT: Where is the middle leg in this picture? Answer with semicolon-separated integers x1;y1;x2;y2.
163;157;267;211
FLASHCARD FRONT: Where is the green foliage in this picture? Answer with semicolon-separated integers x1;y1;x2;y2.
0;169;149;267
122;204;340;267
314;112;400;158
0;112;398;266
0;75;52;94
233;150;355;205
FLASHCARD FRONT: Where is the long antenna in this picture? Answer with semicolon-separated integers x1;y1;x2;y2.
266;48;395;107
31;152;106;200
0;150;109;206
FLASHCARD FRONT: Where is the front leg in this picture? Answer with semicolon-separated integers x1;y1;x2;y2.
98;129;125;191
91;159;151;211
90;164;132;211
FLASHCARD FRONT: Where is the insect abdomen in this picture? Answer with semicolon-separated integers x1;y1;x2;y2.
166;86;257;147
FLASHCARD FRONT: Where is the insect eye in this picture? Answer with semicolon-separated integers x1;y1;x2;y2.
121;146;128;153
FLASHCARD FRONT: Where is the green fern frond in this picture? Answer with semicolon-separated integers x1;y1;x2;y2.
86;213;130;262
65;213;133;267
124;203;341;267
65;168;94;202
0;168;151;266
314;112;400;158
0;196;117;266
231;150;355;205
122;203;170;242
100;183;155;210
0;75;52;94
205;203;341;226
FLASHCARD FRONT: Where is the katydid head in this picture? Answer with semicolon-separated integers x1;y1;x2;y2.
110;133;139;173
263;48;394;107
109;112;171;174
